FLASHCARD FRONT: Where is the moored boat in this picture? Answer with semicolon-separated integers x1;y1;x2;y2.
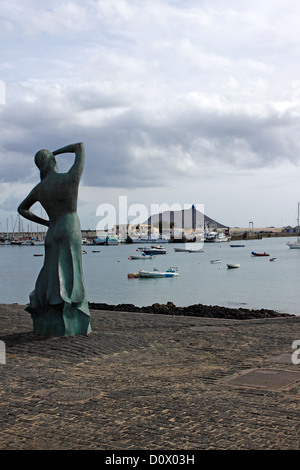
138;245;167;255
139;267;178;278
205;230;230;243
251;252;269;257
287;242;300;249
129;254;154;260
174;247;204;253
227;263;240;269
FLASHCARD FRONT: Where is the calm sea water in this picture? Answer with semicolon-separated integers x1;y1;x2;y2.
0;237;299;315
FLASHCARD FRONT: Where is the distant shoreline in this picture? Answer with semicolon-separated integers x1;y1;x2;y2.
88;301;293;320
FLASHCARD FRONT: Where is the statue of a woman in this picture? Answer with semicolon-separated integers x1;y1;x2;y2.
18;143;91;337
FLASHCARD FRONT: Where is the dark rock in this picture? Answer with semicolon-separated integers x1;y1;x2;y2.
88;301;293;320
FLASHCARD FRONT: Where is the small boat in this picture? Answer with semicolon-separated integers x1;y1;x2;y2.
82;250;87;254
129;254;154;260
138;245;167;255
287;242;300;249
210;259;221;264
251;252;269;257
174;247;204;253
230;244;245;247
270;257;278;262
139;267;178;278
227;263;240;269
33;254;43;257
92;250;100;253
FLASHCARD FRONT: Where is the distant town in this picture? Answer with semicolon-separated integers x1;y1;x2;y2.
1;205;299;245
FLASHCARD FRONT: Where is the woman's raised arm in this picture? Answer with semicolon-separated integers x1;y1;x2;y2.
52;142;85;180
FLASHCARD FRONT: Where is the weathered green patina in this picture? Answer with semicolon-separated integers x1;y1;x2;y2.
18;143;91;337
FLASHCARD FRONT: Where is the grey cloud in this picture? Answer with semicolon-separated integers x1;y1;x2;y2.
2;0;300;191
2;84;300;191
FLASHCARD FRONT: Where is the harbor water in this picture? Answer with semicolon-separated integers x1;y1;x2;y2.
0;236;299;315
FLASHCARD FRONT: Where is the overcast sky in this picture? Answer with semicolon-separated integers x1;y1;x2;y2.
1;0;300;232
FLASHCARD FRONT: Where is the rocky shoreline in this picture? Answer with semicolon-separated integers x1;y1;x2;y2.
88;301;293;320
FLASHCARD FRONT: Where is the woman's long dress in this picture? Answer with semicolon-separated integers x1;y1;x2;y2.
26;213;91;337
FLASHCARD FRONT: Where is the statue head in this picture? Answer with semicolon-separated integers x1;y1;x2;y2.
34;149;58;179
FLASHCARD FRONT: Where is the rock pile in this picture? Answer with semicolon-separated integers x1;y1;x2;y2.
89;301;293;320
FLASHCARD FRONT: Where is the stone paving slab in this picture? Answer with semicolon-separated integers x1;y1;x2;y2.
1;303;300;450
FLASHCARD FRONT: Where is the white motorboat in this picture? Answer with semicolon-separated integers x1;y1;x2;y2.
227;263;240;269
174;247;204;253
205;230;230;243
287;242;300;249
129;254;154;260
210;259;221;264
204;230;218;242
130;237;169;243
215;232;231;242
138;245;167;255
139;267;178;278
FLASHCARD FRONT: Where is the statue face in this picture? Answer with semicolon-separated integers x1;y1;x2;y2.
34;149;57;178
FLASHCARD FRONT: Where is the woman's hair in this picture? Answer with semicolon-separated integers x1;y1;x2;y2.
34;149;54;169
34;149;57;179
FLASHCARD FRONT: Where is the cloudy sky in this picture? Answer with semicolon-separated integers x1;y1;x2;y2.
1;0;300;232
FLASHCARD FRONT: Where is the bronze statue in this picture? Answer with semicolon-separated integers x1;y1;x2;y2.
18;143;91;337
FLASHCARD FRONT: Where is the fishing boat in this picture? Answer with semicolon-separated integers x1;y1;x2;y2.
174;247;204;253
270;257;278;262
138;245;167;255
287;203;300;249
227;263;240;269
210;259;221;264
287;241;300;249
251;252;269;257
130;236;169;243
139;267;178;278
205;230;230;243
129;254;154;260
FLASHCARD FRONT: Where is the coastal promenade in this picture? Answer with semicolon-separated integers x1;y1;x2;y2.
1;303;300;450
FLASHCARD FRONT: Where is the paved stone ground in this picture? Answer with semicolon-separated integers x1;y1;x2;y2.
1;303;300;450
